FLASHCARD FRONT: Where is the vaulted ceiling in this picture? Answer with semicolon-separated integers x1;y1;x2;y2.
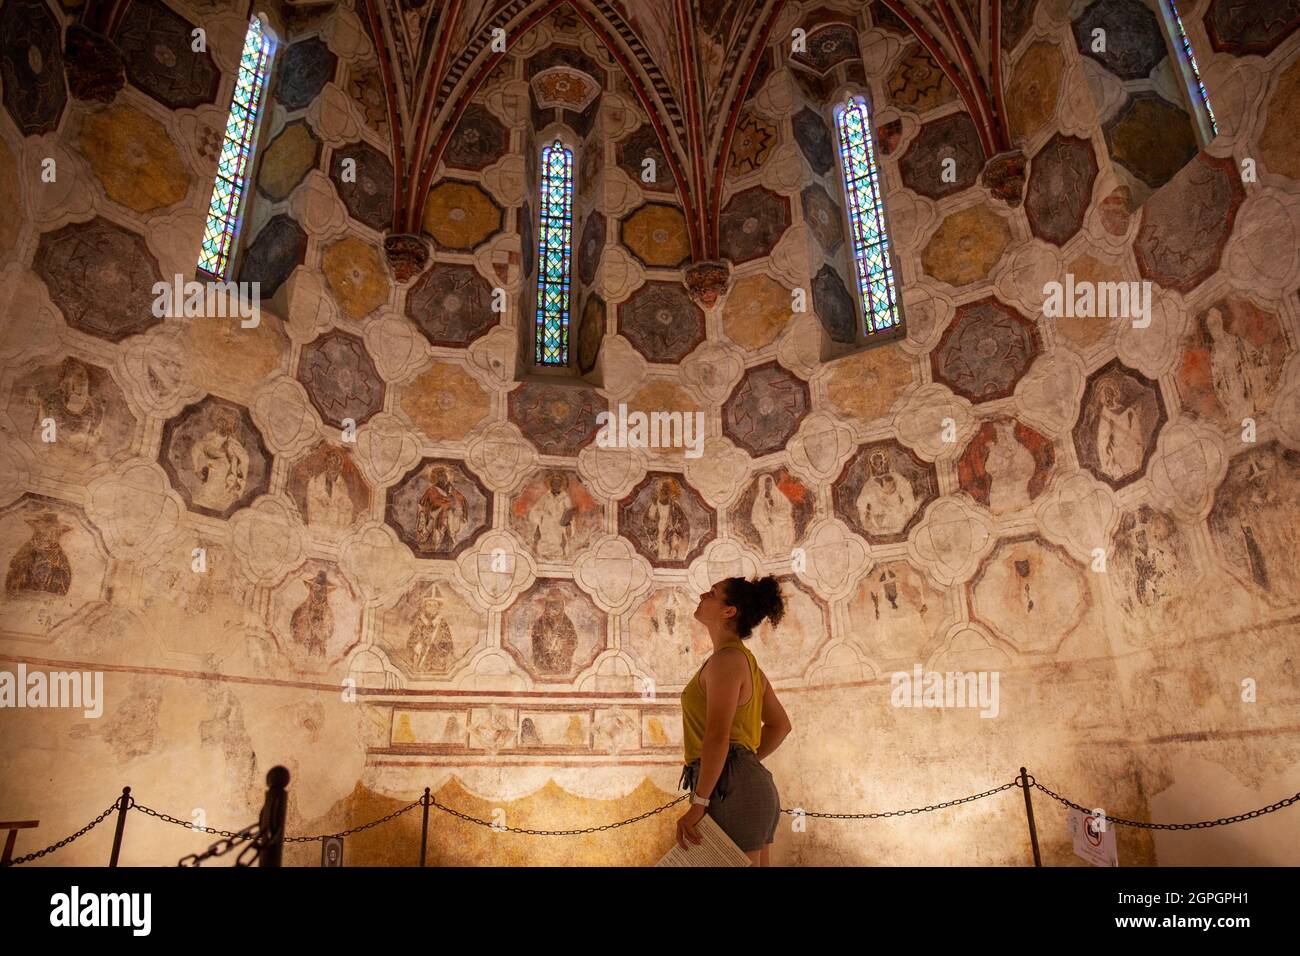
354;0;1018;253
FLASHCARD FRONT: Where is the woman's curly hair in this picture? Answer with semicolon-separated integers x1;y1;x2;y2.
722;575;786;639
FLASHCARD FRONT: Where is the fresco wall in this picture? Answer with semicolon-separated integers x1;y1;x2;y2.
1;0;1299;867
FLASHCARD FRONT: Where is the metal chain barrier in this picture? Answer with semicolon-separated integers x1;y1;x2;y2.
8;773;1300;864
0;798;122;867
177;823;260;868
283;797;425;843
426;792;691;835
1031;777;1300;830
136;797;425;846
134;802;259;840
789;781;1021;819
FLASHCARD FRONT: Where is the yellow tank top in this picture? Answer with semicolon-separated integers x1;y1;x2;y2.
680;640;763;763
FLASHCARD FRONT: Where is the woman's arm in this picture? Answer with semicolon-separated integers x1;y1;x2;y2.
755;673;791;761
690;648;748;800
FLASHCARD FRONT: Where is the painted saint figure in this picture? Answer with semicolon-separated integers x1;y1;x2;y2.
1205;307;1270;422
856;450;917;536
651;588;694;659
1128;521;1178;608
32;359;105;453
1095;381;1145;481
532;589;578;673
143;343;187;405
408;582;454;670
1238;457;1280;591
190;407;249;511
306;449;355;530
416;465;468;552
644;477;690;562
984;420;1035;514
529;473;575;560
750;474;795;556
290;570;335;657
5;511;73;596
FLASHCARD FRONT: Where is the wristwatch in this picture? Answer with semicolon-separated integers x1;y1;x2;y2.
690;791;710;807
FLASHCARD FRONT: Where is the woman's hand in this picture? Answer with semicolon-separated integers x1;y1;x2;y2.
676;803;708;850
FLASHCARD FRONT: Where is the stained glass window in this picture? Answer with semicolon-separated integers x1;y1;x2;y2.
197;15;275;278
535;140;574;366
1164;0;1218;138
834;97;901;337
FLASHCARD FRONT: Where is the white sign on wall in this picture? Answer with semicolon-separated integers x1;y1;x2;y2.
1068;808;1118;867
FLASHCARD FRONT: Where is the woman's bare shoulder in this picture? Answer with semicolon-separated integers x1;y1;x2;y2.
700;645;748;685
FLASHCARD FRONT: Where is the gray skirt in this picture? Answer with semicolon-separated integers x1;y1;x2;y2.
679;741;781;853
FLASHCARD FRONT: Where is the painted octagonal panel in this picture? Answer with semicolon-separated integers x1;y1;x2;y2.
621;203;690;269
899;112;985;200
330;140;395;232
503;579;607;681
718;186;791;265
295;329;385;430
238;214;307;297
722;361;811;458
421;180;503;251
274;37;336;111
159;396;272;519
1072;358;1167;490
444;102;508;171
507;382;604;457
617;280;705;364
405;262;499;347
1072;0;1167;80
617;472;717;568
1134;153;1244;294
833;439;938;544
287;442;371;535
1103;92;1198;190
930;297;1041;403
617;124;675;194
385;458;493;559
113;0;220;110
378;578;487;677
0;0;67;135
34;217;164;342
1025;134;1098;247
1205;0;1300;56
508;468;605;563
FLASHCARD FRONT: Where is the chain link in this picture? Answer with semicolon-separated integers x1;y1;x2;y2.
141;797;426;845
283;798;425;843
1031;781;1300;830
0;799;123;867
426;793;691;835
791;781;1021;819
133;802;256;840
177;824;260;867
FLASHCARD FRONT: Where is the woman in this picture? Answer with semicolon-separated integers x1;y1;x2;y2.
676;575;792;866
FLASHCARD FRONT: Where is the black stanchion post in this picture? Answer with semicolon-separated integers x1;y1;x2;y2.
258;766;290;868
1018;767;1041;867
419;787;431;867
108;786;131;868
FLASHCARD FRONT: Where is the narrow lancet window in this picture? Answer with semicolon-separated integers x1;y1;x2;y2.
197;15;275;278
535;140;575;366
834;97;901;336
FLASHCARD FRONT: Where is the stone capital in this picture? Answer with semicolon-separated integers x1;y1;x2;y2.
383;232;430;282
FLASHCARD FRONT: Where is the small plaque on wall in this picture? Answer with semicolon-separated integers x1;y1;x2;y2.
321;836;344;867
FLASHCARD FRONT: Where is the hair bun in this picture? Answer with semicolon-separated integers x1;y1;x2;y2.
722;575;786;638
755;575;785;628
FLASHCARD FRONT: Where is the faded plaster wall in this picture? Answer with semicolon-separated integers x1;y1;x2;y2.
1;0;1299;866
